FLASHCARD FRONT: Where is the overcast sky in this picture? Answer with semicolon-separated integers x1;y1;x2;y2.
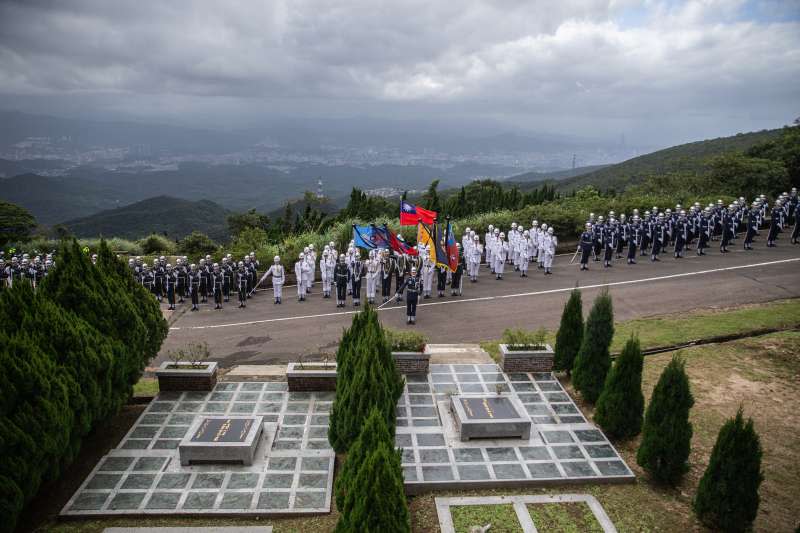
0;0;798;146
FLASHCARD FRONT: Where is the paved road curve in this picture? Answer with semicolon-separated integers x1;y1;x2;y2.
157;245;800;367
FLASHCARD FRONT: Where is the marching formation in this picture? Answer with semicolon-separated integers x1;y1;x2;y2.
2;190;797;325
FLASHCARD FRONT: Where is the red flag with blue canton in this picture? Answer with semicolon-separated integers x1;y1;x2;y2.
400;200;437;226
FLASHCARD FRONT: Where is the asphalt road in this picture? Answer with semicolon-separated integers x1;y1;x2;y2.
157;243;800;368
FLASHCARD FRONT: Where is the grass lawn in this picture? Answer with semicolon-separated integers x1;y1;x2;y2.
481;298;800;361
132;377;159;397
526;502;603;533
451;504;522;532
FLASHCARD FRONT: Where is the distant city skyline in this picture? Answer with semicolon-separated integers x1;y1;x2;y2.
1;0;798;146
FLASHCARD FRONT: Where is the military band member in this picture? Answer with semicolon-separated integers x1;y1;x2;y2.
396;266;421;324
264;255;285;304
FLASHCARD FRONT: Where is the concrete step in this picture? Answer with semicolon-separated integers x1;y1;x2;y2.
425;344;494;364
225;364;286;380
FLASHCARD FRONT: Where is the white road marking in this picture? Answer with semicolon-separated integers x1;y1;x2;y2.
170;256;800;331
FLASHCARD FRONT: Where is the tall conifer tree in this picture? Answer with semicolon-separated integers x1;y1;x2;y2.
595;336;644;439
554;288;584;374
572;289;614;403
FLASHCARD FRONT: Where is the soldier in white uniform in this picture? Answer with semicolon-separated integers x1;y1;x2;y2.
365;249;380;304
321;250;336;298
519;230;532;277
469;234;482;282
303;251;314;294
264;255;285;304
485;225;495;270
537;223;548;269
494;232;508;279
530;220;539;262
295;253;310;301
544;227;557;274
422;248;435;298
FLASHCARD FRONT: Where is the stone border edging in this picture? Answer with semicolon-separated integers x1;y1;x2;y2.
435;494;617;533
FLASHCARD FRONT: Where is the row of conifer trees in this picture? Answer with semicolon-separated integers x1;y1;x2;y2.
328;306;410;533
0;240;168;533
553;288;763;532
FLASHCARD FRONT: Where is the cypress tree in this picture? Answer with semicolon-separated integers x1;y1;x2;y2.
693;408;763;532
554;288;583;374
335;433;409;532
572;290;614;403
329;306;403;452
637;355;694;485
594;336;644;440
334;407;393;510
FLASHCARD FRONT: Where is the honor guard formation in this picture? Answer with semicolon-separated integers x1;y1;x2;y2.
3;189;797;326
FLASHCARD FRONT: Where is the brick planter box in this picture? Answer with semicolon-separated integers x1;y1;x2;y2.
499;344;554;373
286;362;337;392
393;349;430;374
156;361;219;391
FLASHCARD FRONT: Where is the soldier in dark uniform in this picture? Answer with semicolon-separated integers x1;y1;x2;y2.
720;205;733;253
436;263;447;297
628;216;642;264
152;258;164;302
603;220;616;268
616;214;628;259
212;263;224;310
592;216;605;260
451;246;465;296
164;264;177;310
744;202;758;250
141;263;155;295
673;211;687;258
198;259;209;303
641;211;652;256
236;261;249;308
222;257;233;302
394;252;407;303
697;208;711;255
188;263;201;311
396;266;421;325
177;258;188;303
249;252;260;296
0;258;8;290
579;223;593;271
334;254;350;308
350;251;364;306
380;250;394;303
651;215;666;261
767;200;782;247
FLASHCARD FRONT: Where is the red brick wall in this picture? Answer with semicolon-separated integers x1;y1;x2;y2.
287;375;337;392
502;355;553;373
394;355;429;374
157;373;218;391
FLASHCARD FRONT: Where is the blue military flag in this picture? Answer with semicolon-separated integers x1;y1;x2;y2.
353;224;377;249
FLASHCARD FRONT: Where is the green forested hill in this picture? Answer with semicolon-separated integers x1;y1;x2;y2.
62;196;230;241
511;128;786;192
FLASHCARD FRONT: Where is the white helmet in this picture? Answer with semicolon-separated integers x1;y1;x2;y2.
299;253;305;259
274;255;280;263
548;227;554;235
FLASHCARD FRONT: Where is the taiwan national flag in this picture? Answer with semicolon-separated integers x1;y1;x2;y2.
400;200;437;226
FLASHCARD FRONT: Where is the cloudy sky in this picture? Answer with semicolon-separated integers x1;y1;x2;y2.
0;0;798;145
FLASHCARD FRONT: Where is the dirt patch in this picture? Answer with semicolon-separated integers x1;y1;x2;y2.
526;502;603;533
236;335;271;347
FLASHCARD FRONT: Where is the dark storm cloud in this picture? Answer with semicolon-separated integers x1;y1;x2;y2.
0;0;798;143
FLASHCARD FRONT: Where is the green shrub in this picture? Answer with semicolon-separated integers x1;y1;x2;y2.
637;355;694;485
329;306;404;453
595;336;644;440
0;238;166;533
693;408;763;532
384;328;428;352
554;288;584;374
501;327;548;350
137;233;177;255
178;231;218;258
335;409;409;533
572;290;614;403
